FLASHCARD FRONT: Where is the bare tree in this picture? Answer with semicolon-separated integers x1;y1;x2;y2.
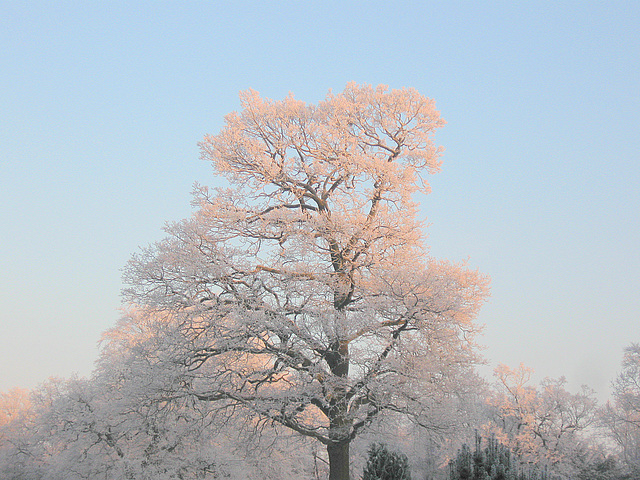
122;83;490;480
484;363;598;477
0;350;267;479
603;343;640;474
0;388;39;479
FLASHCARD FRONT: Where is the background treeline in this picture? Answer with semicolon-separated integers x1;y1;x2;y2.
1;343;638;479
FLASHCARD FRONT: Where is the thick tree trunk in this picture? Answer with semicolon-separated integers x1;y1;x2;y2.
325;338;351;480
326;301;351;480
328;441;350;480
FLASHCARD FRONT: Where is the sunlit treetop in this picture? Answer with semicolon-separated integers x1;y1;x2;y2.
200;82;445;204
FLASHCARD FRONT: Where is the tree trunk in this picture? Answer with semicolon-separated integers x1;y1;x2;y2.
328;441;350;480
326;310;351;480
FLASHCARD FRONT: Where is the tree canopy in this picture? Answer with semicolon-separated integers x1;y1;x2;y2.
119;83;490;480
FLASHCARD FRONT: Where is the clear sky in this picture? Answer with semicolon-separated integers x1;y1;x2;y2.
1;1;638;402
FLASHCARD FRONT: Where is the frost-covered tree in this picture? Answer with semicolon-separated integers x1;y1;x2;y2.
483;364;597;478
0;388;40;480
602;343;640;475
31;376;234;480
0;375;228;480
0;351;280;479
122;83;489;480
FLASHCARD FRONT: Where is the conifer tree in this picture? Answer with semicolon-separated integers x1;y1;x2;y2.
449;433;548;480
363;443;411;480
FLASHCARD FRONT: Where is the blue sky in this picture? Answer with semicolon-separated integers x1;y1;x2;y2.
1;1;638;401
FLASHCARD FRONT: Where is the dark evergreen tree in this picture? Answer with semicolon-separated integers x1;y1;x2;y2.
451;443;474;480
449;433;548;480
362;443;411;480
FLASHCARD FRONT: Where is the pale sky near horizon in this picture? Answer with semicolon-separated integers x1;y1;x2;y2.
1;1;638;402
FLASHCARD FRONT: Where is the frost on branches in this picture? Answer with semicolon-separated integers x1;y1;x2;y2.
603;344;640;474
122;83;490;480
483;364;598;478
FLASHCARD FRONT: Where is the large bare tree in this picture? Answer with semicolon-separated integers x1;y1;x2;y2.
123;83;489;480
